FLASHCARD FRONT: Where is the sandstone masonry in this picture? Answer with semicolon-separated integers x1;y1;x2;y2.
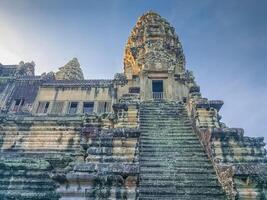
0;11;266;200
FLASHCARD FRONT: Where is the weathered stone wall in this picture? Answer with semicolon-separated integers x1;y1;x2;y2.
0;113;140;199
57;127;139;199
31;80;115;115
0;115;84;164
0;77;43;113
0;158;59;200
0;115;84;199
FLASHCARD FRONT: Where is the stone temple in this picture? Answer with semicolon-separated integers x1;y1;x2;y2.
0;11;266;200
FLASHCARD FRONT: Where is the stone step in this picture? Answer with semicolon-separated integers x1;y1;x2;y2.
140;147;204;152
140;123;192;127
140;137;200;141
139;167;215;174
140;145;204;149
140;124;191;128
140;142;202;147
140;133;195;137
139;157;210;163
139;115;188;119
139;180;219;187
139;186;224;195
140;137;198;141
140;128;194;131
140;162;213;168
86;155;137;163
139;108;185;111
140;134;197;137
140;105;184;108
140;126;193;129
140;127;193;130
139;155;207;160
140;133;197;137
139;195;225;200
140;173;219;181
139;114;188;117
139;111;188;114
141;129;195;133
140;150;206;155
140;140;202;145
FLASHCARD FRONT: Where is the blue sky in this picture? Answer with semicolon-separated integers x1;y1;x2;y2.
0;0;266;139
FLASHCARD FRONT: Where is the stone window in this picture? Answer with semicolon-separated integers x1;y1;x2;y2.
51;101;64;114
68;102;78;114
129;87;140;93
36;101;50;113
12;98;25;112
132;75;139;81
97;101;111;113
83;102;94;113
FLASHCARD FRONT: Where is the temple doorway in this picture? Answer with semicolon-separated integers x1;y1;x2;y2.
152;80;163;99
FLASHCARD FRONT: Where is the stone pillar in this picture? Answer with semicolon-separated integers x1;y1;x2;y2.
140;70;150;101
166;70;174;100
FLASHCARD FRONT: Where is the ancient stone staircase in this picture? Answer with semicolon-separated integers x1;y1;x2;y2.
139;101;226;200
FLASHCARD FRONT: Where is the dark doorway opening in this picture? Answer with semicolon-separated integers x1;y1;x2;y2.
152;80;163;99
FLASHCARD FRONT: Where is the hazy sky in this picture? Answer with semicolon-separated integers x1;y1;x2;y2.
0;0;266;139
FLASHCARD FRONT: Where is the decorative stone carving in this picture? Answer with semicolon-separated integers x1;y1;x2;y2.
113;73;128;86
15;61;35;77
55;57;84;80
124;11;185;77
141;50;176;72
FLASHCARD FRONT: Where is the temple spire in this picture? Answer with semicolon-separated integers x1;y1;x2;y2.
124;11;185;78
55;57;84;80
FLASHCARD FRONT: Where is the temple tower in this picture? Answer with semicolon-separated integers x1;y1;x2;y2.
124;11;188;101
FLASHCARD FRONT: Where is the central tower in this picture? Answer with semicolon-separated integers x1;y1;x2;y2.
124;11;189;101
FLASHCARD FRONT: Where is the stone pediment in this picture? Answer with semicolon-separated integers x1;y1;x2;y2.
139;50;176;72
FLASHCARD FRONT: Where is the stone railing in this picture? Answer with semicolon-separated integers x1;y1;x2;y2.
152;92;163;100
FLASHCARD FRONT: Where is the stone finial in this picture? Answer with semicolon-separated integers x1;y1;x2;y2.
55;58;84;80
